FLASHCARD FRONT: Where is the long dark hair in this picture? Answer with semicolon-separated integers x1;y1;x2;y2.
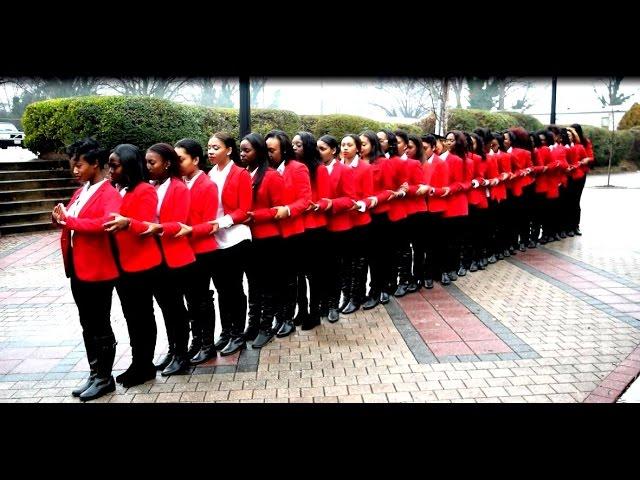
469;133;486;160
359;130;385;162
295;131;321;180
175;138;208;172
212;132;241;166
241;132;270;200
147;143;181;178
380;129;398;157
112;144;146;189
66;137;109;168
318;134;340;161
265;129;295;164
407;134;424;161
570;123;588;145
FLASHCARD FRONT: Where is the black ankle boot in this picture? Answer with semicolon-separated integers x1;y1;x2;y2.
161;355;190;376
72;332;98;397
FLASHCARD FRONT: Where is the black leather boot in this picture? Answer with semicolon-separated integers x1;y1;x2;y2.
214;329;233;351
243;292;261;342
362;291;380;310
293;274;309;326
154;343;174;371
161;354;190;376
186;320;202;361
72;332;98;397
220;332;246;356
469;261;479;272
441;272;451;286
80;334;116;402
191;293;217;364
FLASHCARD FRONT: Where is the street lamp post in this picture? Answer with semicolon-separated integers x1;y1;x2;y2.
607;107;615;187
550;76;557;125
239;77;251;138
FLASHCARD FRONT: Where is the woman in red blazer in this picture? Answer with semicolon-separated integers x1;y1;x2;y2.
103;144;161;389
52;138;122;401
206;132;253;356
137;143;196;375
265;130;312;338
441;130;471;281
420;134;450;286
466;133;490;272
530;129;553;246
173;138;219;365
378;130;410;297
340;132;375;314
508;127;535;252
294;131;329;330
242;133;286;346
568;124;593;236
360;131;398;309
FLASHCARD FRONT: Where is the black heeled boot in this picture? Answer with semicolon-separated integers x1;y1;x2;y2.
72;332;98;397
80;334;117;402
293;274;309;326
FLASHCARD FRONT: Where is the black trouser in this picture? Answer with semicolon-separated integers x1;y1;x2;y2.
347;224;369;304
557;183;571;233
277;234;303;324
487;199;500;255
153;262;193;357
506;194;522;248
390;217;413;288
442;215;465;273
495;199;511;253
300;228;328;316
411;212;428;282
519;184;536;245
419;212;444;280
543;195;563;237
71;275;116;343
185;251;216;347
116;267;158;367
246;236;284;331
530;192;547;243
210;239;250;338
368;213;393;297
468;205;489;264
324;229;350;310
567;175;587;231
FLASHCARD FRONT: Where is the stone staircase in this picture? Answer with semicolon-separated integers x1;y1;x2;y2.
0;159;77;235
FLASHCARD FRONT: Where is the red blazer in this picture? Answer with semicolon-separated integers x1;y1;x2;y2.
187;173;219;255
484;154;502;202
157;178;195;268
533;146;552;194
325;160;356;232
369;156;395;214
582;139;594;174
404;158;428;215
547;145;568;199
443;152;469;218
251;168;285;239
468;154;488;209
385;156;408;222
114;182;162;273
218;163;252;224
60;181;122;282
303;164;329;230
422;154;449;213
493;151;512;202
275;160;311;238
509;148;533;196
349;160;374;227
569;144;587;180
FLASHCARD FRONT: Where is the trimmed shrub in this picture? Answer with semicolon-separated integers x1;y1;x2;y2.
388;123;423;135
582;125;640;167
618;103;640;130
445;108;541;133
414;113;437;134
309;114;386;139
299;115;321;135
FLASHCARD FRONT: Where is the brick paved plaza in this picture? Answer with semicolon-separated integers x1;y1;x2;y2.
1;172;639;403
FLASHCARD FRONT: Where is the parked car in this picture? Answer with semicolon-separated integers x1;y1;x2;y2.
0;122;25;148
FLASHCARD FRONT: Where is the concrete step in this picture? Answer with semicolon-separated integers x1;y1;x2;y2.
0;221;58;235
0;169;73;181
0;159;69;172
0;197;71;214
0;210;54;226
0;177;78;192
0;186;78;202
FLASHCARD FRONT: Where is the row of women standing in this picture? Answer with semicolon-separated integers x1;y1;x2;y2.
54;123;593;401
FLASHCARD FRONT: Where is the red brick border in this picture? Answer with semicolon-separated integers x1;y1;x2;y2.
584;345;640;403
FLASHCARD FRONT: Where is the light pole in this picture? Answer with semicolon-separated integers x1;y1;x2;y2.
239;77;251;137
550;76;557;125
607;106;615;187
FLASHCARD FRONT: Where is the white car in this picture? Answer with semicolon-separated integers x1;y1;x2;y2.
0;122;25;148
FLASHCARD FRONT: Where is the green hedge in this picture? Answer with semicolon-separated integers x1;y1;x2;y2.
445;108;542;133
582;125;640;167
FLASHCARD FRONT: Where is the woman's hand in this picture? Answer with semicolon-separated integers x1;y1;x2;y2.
207;221;220;234
140;222;163;236
103;214;131;232
174;222;193;238
274;206;290;219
